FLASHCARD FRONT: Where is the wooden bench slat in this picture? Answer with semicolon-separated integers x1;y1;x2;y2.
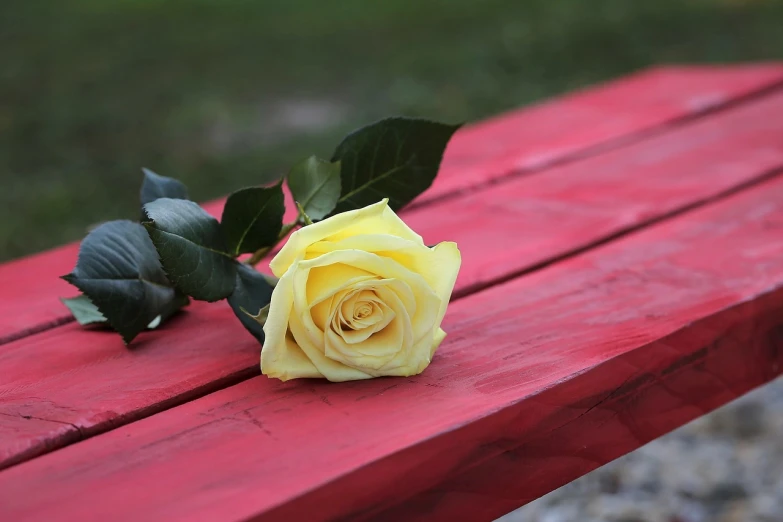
3;168;783;522
2;64;781;345
432;63;783;198
433;89;783;295
2;88;783;470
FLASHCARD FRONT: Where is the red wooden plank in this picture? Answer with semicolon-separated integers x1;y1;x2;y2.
431;63;783;200
431;89;783;295
3;89;783;470
3;168;783;522
1;63;781;344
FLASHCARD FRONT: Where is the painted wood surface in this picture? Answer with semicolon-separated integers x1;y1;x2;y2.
2;64;782;344
431;63;783;200
3;88;783;470
3;168;783;522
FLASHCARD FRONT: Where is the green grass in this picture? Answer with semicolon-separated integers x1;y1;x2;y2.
2;0;783;260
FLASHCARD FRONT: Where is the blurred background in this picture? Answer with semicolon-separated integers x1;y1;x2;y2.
2;1;783;520
2;0;783;261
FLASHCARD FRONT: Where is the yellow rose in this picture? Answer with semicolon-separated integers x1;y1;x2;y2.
261;199;461;382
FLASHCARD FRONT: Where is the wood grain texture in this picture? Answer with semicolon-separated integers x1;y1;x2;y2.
3;166;783;522
2;63;782;344
3;88;783;470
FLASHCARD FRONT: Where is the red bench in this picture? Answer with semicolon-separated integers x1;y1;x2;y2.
1;63;783;521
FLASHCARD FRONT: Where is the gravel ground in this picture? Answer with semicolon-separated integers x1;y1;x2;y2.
498;376;783;522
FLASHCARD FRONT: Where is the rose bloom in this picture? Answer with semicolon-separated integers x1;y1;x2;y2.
261;199;461;382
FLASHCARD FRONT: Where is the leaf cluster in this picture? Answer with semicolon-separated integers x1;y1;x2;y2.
62;118;460;344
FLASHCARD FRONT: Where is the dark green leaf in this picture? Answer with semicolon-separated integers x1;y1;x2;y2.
287;156;341;220
330;117;461;215
140;168;189;206
227;263;275;341
295;202;314;226
151;290;190;326
61;292;188;329
143;198;236;302
220;184;285;256
62;220;187;343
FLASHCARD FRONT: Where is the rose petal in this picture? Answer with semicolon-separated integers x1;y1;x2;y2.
288;306;373;382
309;234;461;325
297;249;440;343
261;262;322;380
270;199;424;277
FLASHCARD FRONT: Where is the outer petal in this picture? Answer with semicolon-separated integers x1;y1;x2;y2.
260;263;322;380
364;333;437;378
425;242;461;337
266;335;325;381
269;199;423;277
431;327;447;358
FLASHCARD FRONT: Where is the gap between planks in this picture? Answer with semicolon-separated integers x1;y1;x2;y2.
454;163;783;300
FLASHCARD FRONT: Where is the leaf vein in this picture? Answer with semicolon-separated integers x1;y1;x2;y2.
153;228;232;259
337;160;412;203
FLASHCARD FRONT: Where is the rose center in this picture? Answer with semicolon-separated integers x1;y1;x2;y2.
354;303;372;320
330;288;397;347
321;280;408;371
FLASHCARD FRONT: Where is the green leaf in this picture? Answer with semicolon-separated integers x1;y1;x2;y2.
140;168;189;206
295;202;314;226
220;184;285;256
61;293;188;330
227;263;275;341
143;198;236;302
62;220;188;343
330;117;461;215
287;156;341;220
61;295;106;325
151;290;190;325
